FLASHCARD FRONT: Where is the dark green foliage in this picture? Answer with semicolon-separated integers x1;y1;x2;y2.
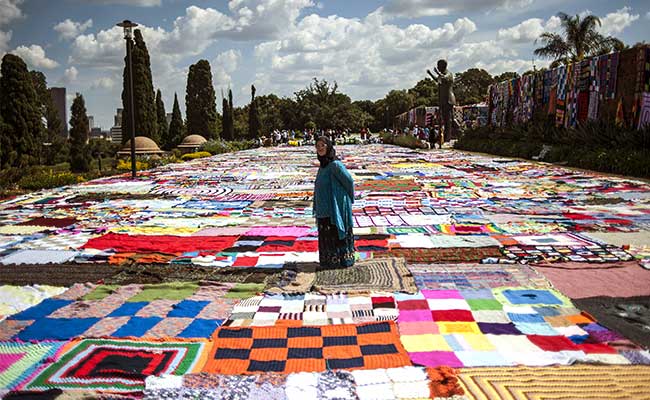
185;59;218;139
167;93;184;150
121;30;157;144
455;118;650;178
454;68;493;105
69;94;91;172
30;70;64;140
0;54;44;168
155;89;168;148
222;96;232;141
225;89;235;140
249;85;261;139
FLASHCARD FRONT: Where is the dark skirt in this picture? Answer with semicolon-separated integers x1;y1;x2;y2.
317;217;355;269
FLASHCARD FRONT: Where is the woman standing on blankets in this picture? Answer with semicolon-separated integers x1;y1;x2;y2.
313;136;356;268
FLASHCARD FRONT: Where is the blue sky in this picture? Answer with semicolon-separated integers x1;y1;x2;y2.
1;0;648;130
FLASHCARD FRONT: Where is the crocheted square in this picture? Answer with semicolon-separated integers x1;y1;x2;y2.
24;339;207;393
0;342;63;390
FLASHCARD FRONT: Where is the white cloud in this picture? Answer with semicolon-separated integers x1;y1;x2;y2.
381;0;532;18
82;0;161;6
476;59;536;75
599;7;639;35
54;18;93;40
10;45;59;69
64;66;78;83
252;12;481;101
0;0;23;26
90;76;115;90
646;11;650;20
497;15;561;43
0;29;10;54
216;49;241;73
213;49;242;86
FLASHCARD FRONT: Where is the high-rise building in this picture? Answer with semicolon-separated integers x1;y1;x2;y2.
166;112;172;127
111;108;123;144
87;115;94;131
48;87;68;137
114;108;123;127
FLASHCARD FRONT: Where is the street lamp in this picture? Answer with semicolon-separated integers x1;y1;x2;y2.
116;19;138;179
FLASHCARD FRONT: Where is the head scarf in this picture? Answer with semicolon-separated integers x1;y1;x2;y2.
316;136;337;167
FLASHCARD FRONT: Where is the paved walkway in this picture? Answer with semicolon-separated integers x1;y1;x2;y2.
0;144;649;398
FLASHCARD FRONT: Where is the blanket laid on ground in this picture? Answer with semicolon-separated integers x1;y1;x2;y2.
204;321;411;374
458;365;650;400
573;296;650;349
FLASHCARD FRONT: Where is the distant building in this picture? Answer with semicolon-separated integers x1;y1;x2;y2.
166;112;172;127
89;127;110;140
87;115;94;131
111;108;123;144
110;126;122;144
48;87;68;137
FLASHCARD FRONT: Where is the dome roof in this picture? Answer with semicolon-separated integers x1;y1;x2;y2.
118;136;163;154
178;134;208;147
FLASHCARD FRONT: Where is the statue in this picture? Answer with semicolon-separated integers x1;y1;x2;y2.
427;59;456;148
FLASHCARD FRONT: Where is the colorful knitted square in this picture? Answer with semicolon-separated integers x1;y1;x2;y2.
204;321;410;374
0;342;63;390
24;339;207;393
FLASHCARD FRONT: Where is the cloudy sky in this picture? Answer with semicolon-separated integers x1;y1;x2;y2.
1;0;648;130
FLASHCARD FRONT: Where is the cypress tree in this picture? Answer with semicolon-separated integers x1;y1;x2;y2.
0;54;43;168
30;70;63;139
249;84;261;139
185;59;218;139
167;93;183;149
69;93;90;172
227;88;235;140
121;29;157;144
155;89;168;148
222;95;231;141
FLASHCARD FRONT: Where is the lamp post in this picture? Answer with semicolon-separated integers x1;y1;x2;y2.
117;19;138;179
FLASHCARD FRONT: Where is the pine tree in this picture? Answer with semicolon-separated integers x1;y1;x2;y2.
69;93;90;172
0;54;43;168
155;89;169;148
121;29;157;144
185;59;218;139
167;93;184;149
249;84;261;139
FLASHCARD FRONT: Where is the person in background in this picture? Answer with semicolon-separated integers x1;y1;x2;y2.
427;59;456;146
313;136;355;269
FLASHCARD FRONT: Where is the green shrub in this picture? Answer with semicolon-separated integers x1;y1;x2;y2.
181;151;212;161
380;132;394;144
201;140;231;155
18;170;83;190
393;134;424;149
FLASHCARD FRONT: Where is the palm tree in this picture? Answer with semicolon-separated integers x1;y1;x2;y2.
534;12;624;67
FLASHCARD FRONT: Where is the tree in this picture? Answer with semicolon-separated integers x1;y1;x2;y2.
166;93;184;150
185;59;218;139
30;70;64;140
293;78;355;130
221;95;231;141
121;29;157;144
249;85;261;139
454;68;493;105
0;54;43;168
408;79;438;107
69;93;90;172
382;89;414;127
534;12;624;65
493;72;520;83
221;89;235;141
155;89;168;147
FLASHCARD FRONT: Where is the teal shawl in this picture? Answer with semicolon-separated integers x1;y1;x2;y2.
313;160;355;239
